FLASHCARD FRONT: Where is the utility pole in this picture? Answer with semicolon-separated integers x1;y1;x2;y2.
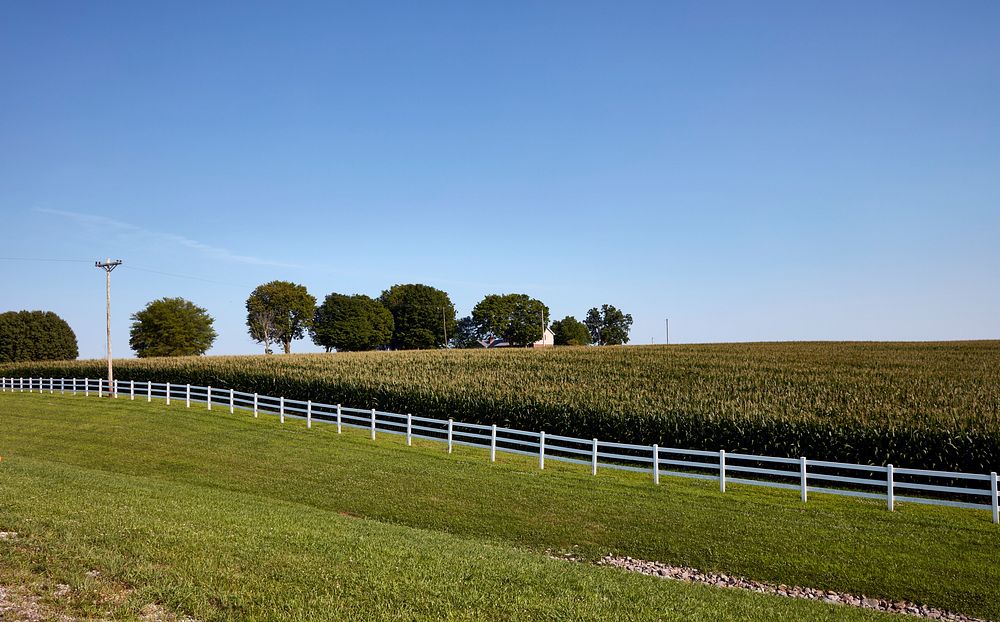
95;259;122;396
665;317;669;345
442;307;448;347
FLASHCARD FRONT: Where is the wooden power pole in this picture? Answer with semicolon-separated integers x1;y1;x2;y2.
95;258;122;397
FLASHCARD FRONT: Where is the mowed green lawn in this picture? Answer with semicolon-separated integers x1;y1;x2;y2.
0;394;996;621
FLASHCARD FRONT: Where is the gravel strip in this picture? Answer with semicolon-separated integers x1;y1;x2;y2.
590;555;989;621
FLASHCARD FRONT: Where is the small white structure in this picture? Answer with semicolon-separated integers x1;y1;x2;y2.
532;327;555;348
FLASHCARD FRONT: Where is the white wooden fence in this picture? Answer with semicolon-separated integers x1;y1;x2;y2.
3;375;998;524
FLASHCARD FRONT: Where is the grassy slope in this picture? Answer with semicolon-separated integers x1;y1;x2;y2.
0;393;997;620
3;341;999;471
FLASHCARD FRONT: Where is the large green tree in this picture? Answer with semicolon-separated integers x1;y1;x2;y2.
584;304;633;345
129;298;217;358
311;293;394;352
551;315;591;346
450;316;482;349
378;284;456;350
246;281;316;354
471;294;549;347
0;310;78;362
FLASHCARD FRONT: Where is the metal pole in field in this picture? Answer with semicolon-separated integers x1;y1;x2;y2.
230;389;234;414
186;384;190;408
370;408;376;440
719;450;726;493
447;419;453;453
800;457;808;502
280;397;285;423
407;414;412;446
887;464;895;512
95;259;122;398
490;424;496;462
991;472;998;525
166;382;171;406
85;378;89;397
253;393;258;418
539;431;546;470
130;380;134;400
307;400;312;429
207;386;212;410
653;444;660;485
336;404;341;432
147;381;151;402
592;438;598;475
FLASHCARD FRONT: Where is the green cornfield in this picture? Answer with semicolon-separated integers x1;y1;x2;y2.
3;341;999;472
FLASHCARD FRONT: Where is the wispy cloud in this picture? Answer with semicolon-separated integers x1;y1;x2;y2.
36;208;300;268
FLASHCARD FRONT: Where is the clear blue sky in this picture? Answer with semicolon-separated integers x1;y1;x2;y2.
2;1;998;358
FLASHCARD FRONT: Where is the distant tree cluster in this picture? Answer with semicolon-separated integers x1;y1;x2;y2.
0;310;78;362
311;293;393;352
237;279;633;353
471;294;548;347
129;298;217;358
121;281;632;356
585;304;633;346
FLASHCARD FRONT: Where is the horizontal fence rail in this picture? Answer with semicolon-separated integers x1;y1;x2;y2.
3;376;998;524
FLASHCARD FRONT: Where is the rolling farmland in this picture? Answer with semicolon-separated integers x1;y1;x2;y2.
3;341;999;472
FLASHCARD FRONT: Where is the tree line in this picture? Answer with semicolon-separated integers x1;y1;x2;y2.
240;281;632;354
0;282;633;361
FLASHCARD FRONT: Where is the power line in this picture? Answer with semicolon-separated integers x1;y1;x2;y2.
121;264;247;288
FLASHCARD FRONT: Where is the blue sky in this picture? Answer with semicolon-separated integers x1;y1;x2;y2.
1;1;998;358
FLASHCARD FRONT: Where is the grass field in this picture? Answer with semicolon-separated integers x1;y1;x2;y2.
1;392;997;620
4;341;999;472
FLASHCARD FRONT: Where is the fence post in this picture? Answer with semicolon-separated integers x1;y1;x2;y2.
50;377;54;394
114;379;118;398
800;457;808;502
166;382;171;406
186;384;191;408
280;397;285;423
130;380;134;400
85;378;89;397
207;386;212;410
370;408;376;440
1;377;4;392
60;377;65;394
147;381;151;402
887;464;895;512
336;404;341;432
406;414;412;446
539;431;546;470
719;450;726;493
72;378;77;395
230;389;235;414
592;438;598;475
447;419;453;453
991;472;998;525
28;377;32;393
253;393;258;418
490;424;497;462
307;400;312;429
653;444;660;485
